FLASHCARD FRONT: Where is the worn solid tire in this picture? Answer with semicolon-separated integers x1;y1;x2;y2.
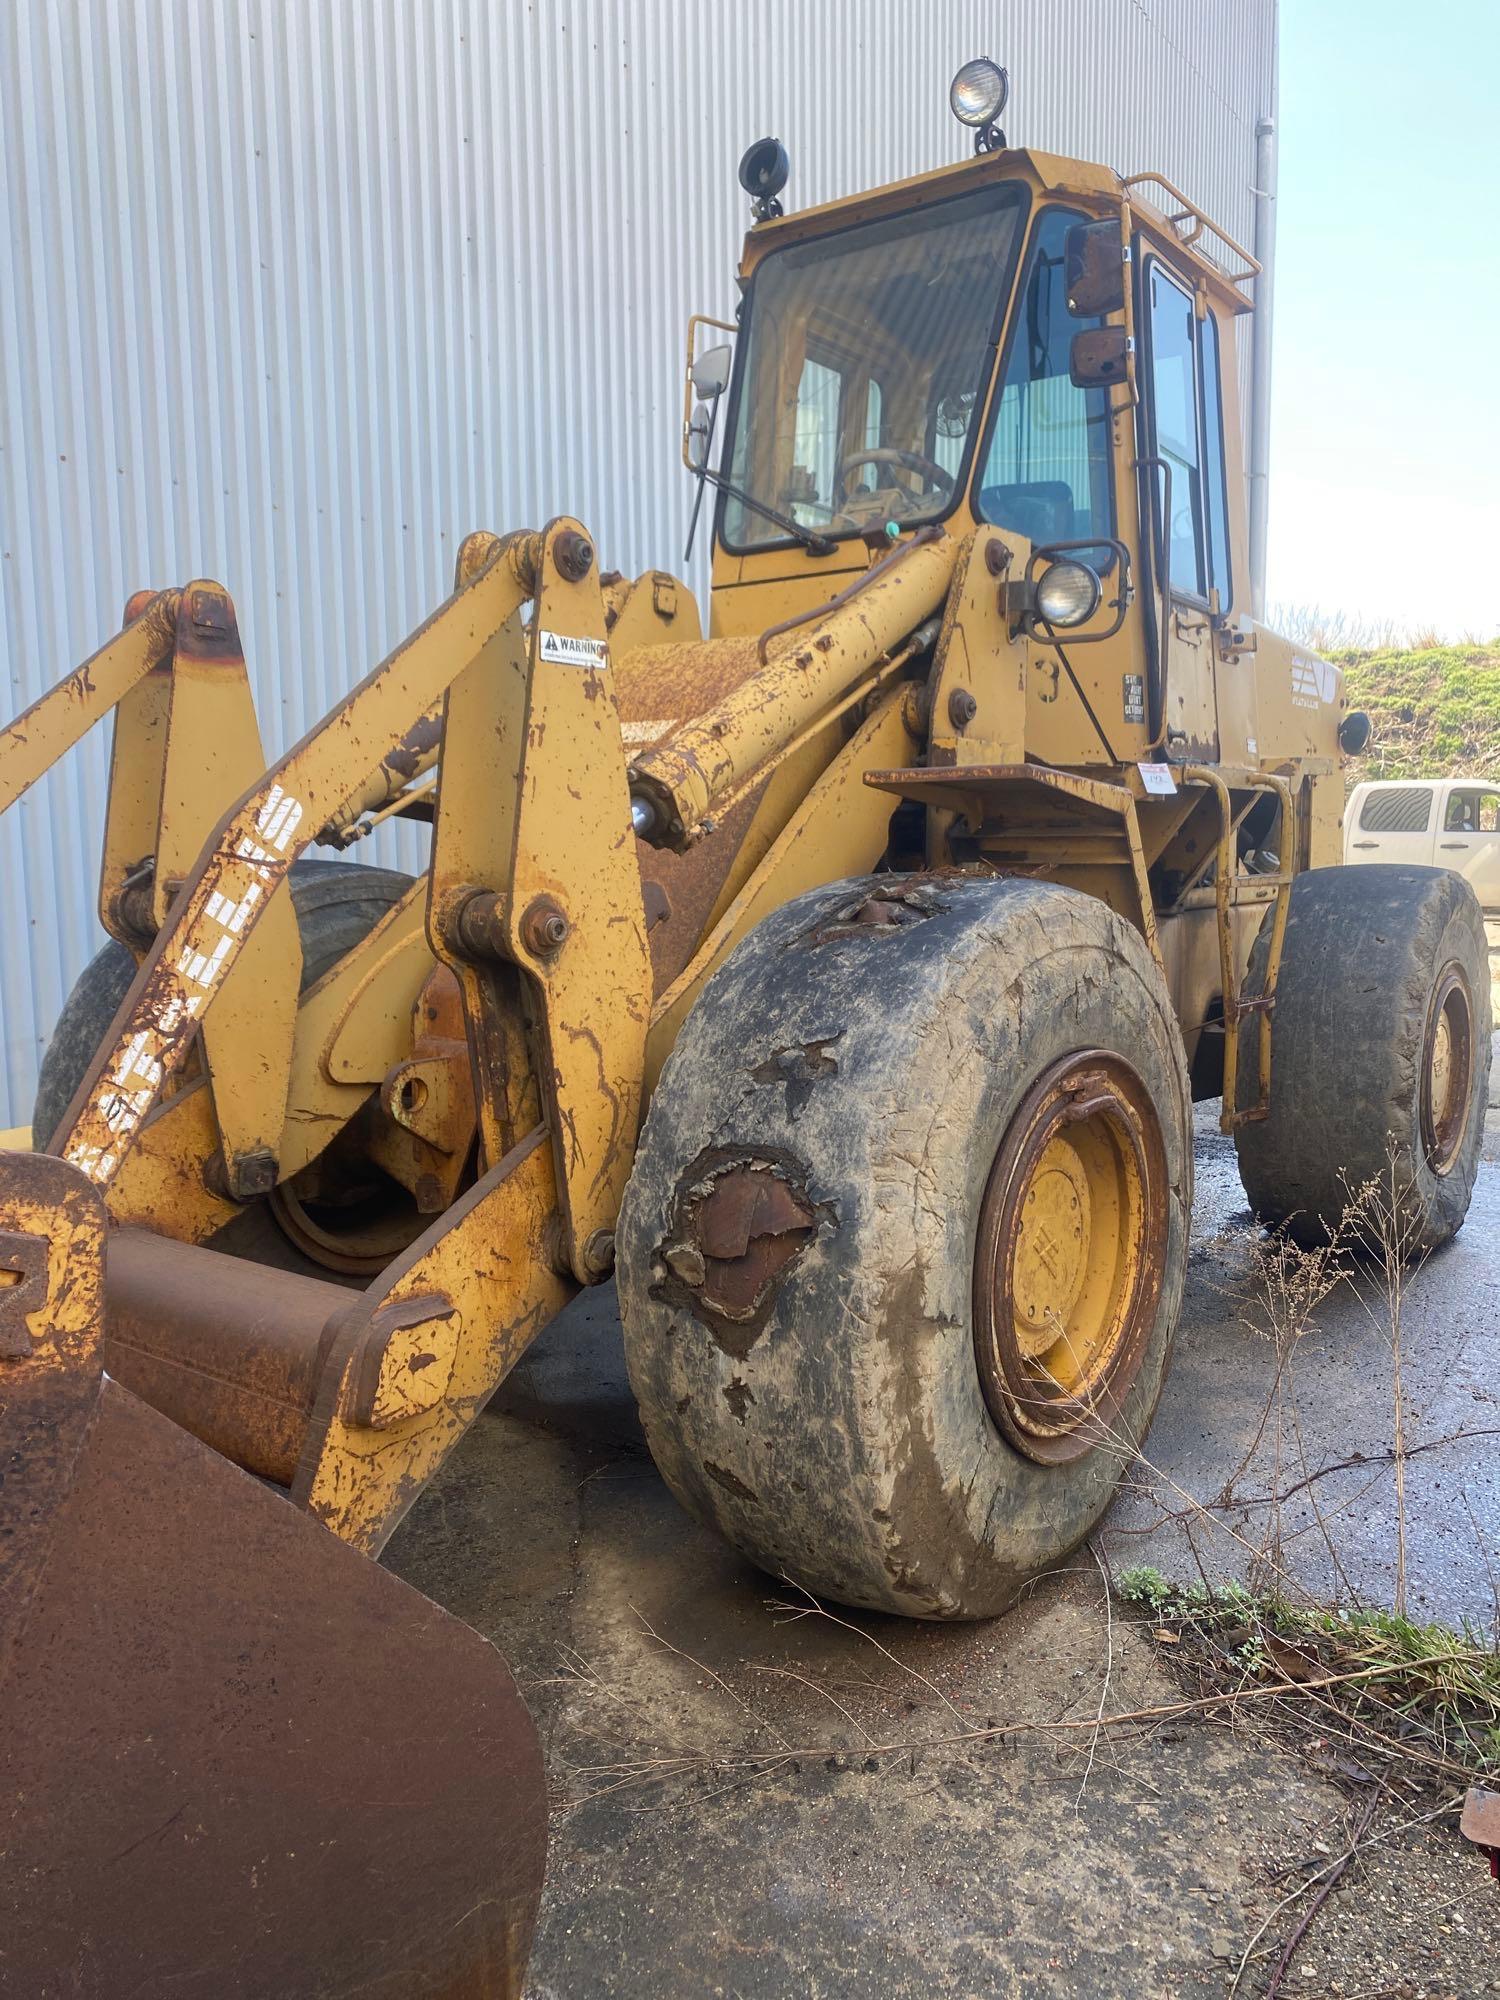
1234;864;1492;1251
31;860;413;1150
616;874;1193;1620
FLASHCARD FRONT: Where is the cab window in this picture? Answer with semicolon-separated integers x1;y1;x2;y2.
720;184;1027;549
1144;263;1233;608
976;208;1112;555
1445;788;1500;833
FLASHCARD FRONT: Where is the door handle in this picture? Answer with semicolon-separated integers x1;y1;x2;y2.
1439;841;1468;850
1351;841;1379;850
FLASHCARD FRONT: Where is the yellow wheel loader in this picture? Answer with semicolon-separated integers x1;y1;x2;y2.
1;60;1490;1996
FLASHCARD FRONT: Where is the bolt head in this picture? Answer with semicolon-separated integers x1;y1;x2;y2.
519;896;570;957
583;1229;616;1278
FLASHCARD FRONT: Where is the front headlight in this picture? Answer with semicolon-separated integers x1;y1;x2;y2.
949;59;1009;130
1034;559;1101;628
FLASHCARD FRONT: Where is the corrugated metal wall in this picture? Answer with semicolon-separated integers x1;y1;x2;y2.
0;0;1275;1126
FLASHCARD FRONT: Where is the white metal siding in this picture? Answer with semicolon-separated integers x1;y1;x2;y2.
0;0;1274;1125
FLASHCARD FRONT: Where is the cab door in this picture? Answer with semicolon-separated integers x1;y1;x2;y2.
1436;784;1500;911
1139;260;1236;762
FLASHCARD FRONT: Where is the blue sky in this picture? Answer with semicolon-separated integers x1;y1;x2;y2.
1268;0;1500;637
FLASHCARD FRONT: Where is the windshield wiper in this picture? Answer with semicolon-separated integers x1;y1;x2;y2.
697;466;837;557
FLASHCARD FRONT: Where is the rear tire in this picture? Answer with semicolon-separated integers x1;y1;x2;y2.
1234;864;1491;1251
31;860;413;1149
617;873;1192;1619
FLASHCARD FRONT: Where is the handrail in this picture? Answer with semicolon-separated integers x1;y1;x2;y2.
1119;173;1260;286
1182;765;1295;1131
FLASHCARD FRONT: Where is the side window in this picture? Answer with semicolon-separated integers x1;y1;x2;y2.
1145;264;1234;608
1445;788;1500;833
1146;267;1206;598
976;208;1112;556
1200;313;1232;606
1359;787;1434;834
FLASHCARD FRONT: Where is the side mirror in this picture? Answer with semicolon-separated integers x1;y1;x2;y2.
685;401;715;471
1064;219;1126;317
690;344;732;399
1070;327;1131;389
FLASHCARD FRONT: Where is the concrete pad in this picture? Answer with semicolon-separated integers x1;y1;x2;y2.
383;1054;1500;1997
1102;1093;1500;1630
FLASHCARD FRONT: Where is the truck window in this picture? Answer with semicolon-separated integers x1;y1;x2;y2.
975;208;1112;557
1445;788;1500;833
1359;787;1434;834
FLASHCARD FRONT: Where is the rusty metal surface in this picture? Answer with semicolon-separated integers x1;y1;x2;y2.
0;1150;546;1997
103;1227;352;1484
629;532;955;848
752;526;940;663
656;1156;821;1361
292;1124;573;1555
0;1152;109;1666
318;706;445;844
0;1377;547;1998
616;634;775;992
972;1050;1168;1465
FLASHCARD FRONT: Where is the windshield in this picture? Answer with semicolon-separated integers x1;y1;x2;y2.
720;183;1027;551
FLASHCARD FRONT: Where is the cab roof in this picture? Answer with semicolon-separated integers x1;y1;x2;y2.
738;145;1257;314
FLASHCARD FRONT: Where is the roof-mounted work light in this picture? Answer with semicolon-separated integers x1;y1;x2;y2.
738;137;790;222
949;58;1009;153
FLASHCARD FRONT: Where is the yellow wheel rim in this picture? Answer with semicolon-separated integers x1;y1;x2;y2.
1420;965;1473;1176
974;1051;1168;1464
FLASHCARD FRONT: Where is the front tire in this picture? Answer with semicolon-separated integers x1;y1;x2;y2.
617;874;1192;1619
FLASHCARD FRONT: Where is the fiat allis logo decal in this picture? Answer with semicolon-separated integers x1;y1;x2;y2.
1290;653;1339;712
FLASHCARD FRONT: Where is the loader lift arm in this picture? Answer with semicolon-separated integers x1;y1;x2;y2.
23;509;959;1557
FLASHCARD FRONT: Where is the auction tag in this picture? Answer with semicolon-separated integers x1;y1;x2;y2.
1137;762;1177;796
539;629;609;669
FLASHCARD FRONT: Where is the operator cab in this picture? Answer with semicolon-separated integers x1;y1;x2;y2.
683;57;1265;765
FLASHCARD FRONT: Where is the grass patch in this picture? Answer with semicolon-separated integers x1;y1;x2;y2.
1336;643;1500;783
1115;1565;1500;1782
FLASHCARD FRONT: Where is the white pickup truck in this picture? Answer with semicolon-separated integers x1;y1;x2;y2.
1345;778;1500;911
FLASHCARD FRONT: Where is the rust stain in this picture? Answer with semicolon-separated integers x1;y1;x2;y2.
656;1152;827;1360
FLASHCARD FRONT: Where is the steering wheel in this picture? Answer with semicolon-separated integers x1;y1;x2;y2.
836;447;954;510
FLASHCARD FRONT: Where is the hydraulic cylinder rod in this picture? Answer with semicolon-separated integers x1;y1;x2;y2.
627;531;956;849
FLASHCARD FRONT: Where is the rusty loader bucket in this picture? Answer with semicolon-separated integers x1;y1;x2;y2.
0;1152;547;1998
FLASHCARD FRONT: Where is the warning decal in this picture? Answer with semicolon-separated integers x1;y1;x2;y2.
539;629;609;669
